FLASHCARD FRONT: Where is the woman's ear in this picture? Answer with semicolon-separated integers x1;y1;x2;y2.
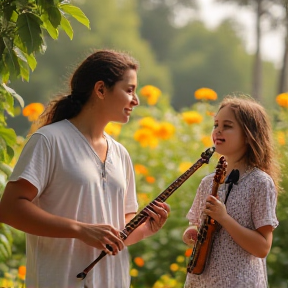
94;81;105;99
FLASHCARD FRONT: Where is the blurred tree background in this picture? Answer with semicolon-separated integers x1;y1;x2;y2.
1;0;288;287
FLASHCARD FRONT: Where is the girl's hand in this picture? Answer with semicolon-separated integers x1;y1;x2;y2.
204;195;228;224
144;201;170;235
183;225;198;246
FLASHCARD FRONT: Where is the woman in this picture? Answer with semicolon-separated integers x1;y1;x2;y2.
0;49;170;288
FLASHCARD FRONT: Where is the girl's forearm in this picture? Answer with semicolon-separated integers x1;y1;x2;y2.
220;215;272;258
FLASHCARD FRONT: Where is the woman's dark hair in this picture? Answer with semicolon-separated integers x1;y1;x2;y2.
38;49;139;127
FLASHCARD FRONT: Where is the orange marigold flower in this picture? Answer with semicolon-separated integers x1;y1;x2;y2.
134;164;148;175
146;176;155;184
201;136;213;147
277;131;286;145
276;92;288;108
105;122;122;137
195;88;217;101
18;265;26;280
22;103;45;122
185;248;193;257
155;122;175;140
179;162;192;173
134;257;145;267
134;128;159;148
182;111;203;124
170;263;179;272
140;85;161;106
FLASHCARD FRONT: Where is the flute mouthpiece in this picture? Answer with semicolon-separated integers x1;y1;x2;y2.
76;272;87;280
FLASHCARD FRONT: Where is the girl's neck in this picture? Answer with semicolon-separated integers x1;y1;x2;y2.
225;156;249;179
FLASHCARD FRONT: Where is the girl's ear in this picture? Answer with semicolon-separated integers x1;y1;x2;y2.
94;81;105;99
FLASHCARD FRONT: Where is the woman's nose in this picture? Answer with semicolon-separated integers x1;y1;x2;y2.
132;93;140;106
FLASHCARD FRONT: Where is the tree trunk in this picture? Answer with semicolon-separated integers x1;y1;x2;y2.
278;4;288;94
252;0;263;102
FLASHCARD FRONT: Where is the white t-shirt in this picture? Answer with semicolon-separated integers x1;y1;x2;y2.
9;119;139;288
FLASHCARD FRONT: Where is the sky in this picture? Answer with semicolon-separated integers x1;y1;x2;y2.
180;0;286;69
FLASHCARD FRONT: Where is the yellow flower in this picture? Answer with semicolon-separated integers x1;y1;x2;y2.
201;136;213;147
134;256;145;267
276;92;288;108
140;85;161;105
146;176;155;184
22;103;45;122
139;117;159;130
155;122;175;140
134;164;148;175
170;263;179;272
130;268;138;277
277;131;286;145
137;192;150;204
179;162;192;173
182;111;203;124
134;128;159;148
105;122;122;137
195;88;217;101
176;256;185;263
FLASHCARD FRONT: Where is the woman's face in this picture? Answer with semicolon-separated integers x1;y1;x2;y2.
212;105;247;159
104;69;139;124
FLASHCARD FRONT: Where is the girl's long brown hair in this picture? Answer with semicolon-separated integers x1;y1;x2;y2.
218;95;281;193
37;49;139;127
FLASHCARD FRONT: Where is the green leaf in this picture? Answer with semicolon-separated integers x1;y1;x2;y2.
0;127;17;147
2;83;25;108
3;91;14;117
60;13;73;40
41;13;59;40
0;61;10;83
17;12;44;54
59;4;90;29
47;5;61;28
14;47;30;81
6;145;14;163
0;162;13;177
3;37;20;78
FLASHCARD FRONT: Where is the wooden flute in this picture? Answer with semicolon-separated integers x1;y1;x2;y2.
77;146;215;280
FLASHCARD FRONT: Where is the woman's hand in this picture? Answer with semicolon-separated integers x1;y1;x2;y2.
204;195;228;224
183;225;198;247
77;223;125;255
144;201;170;236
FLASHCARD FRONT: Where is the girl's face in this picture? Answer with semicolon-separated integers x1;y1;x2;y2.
212;105;247;159
104;69;139;123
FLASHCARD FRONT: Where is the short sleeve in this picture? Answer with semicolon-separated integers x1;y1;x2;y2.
251;175;278;230
9;133;53;197
186;179;206;226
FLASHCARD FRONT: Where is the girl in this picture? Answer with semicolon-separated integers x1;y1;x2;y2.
0;50;170;288
183;95;279;288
